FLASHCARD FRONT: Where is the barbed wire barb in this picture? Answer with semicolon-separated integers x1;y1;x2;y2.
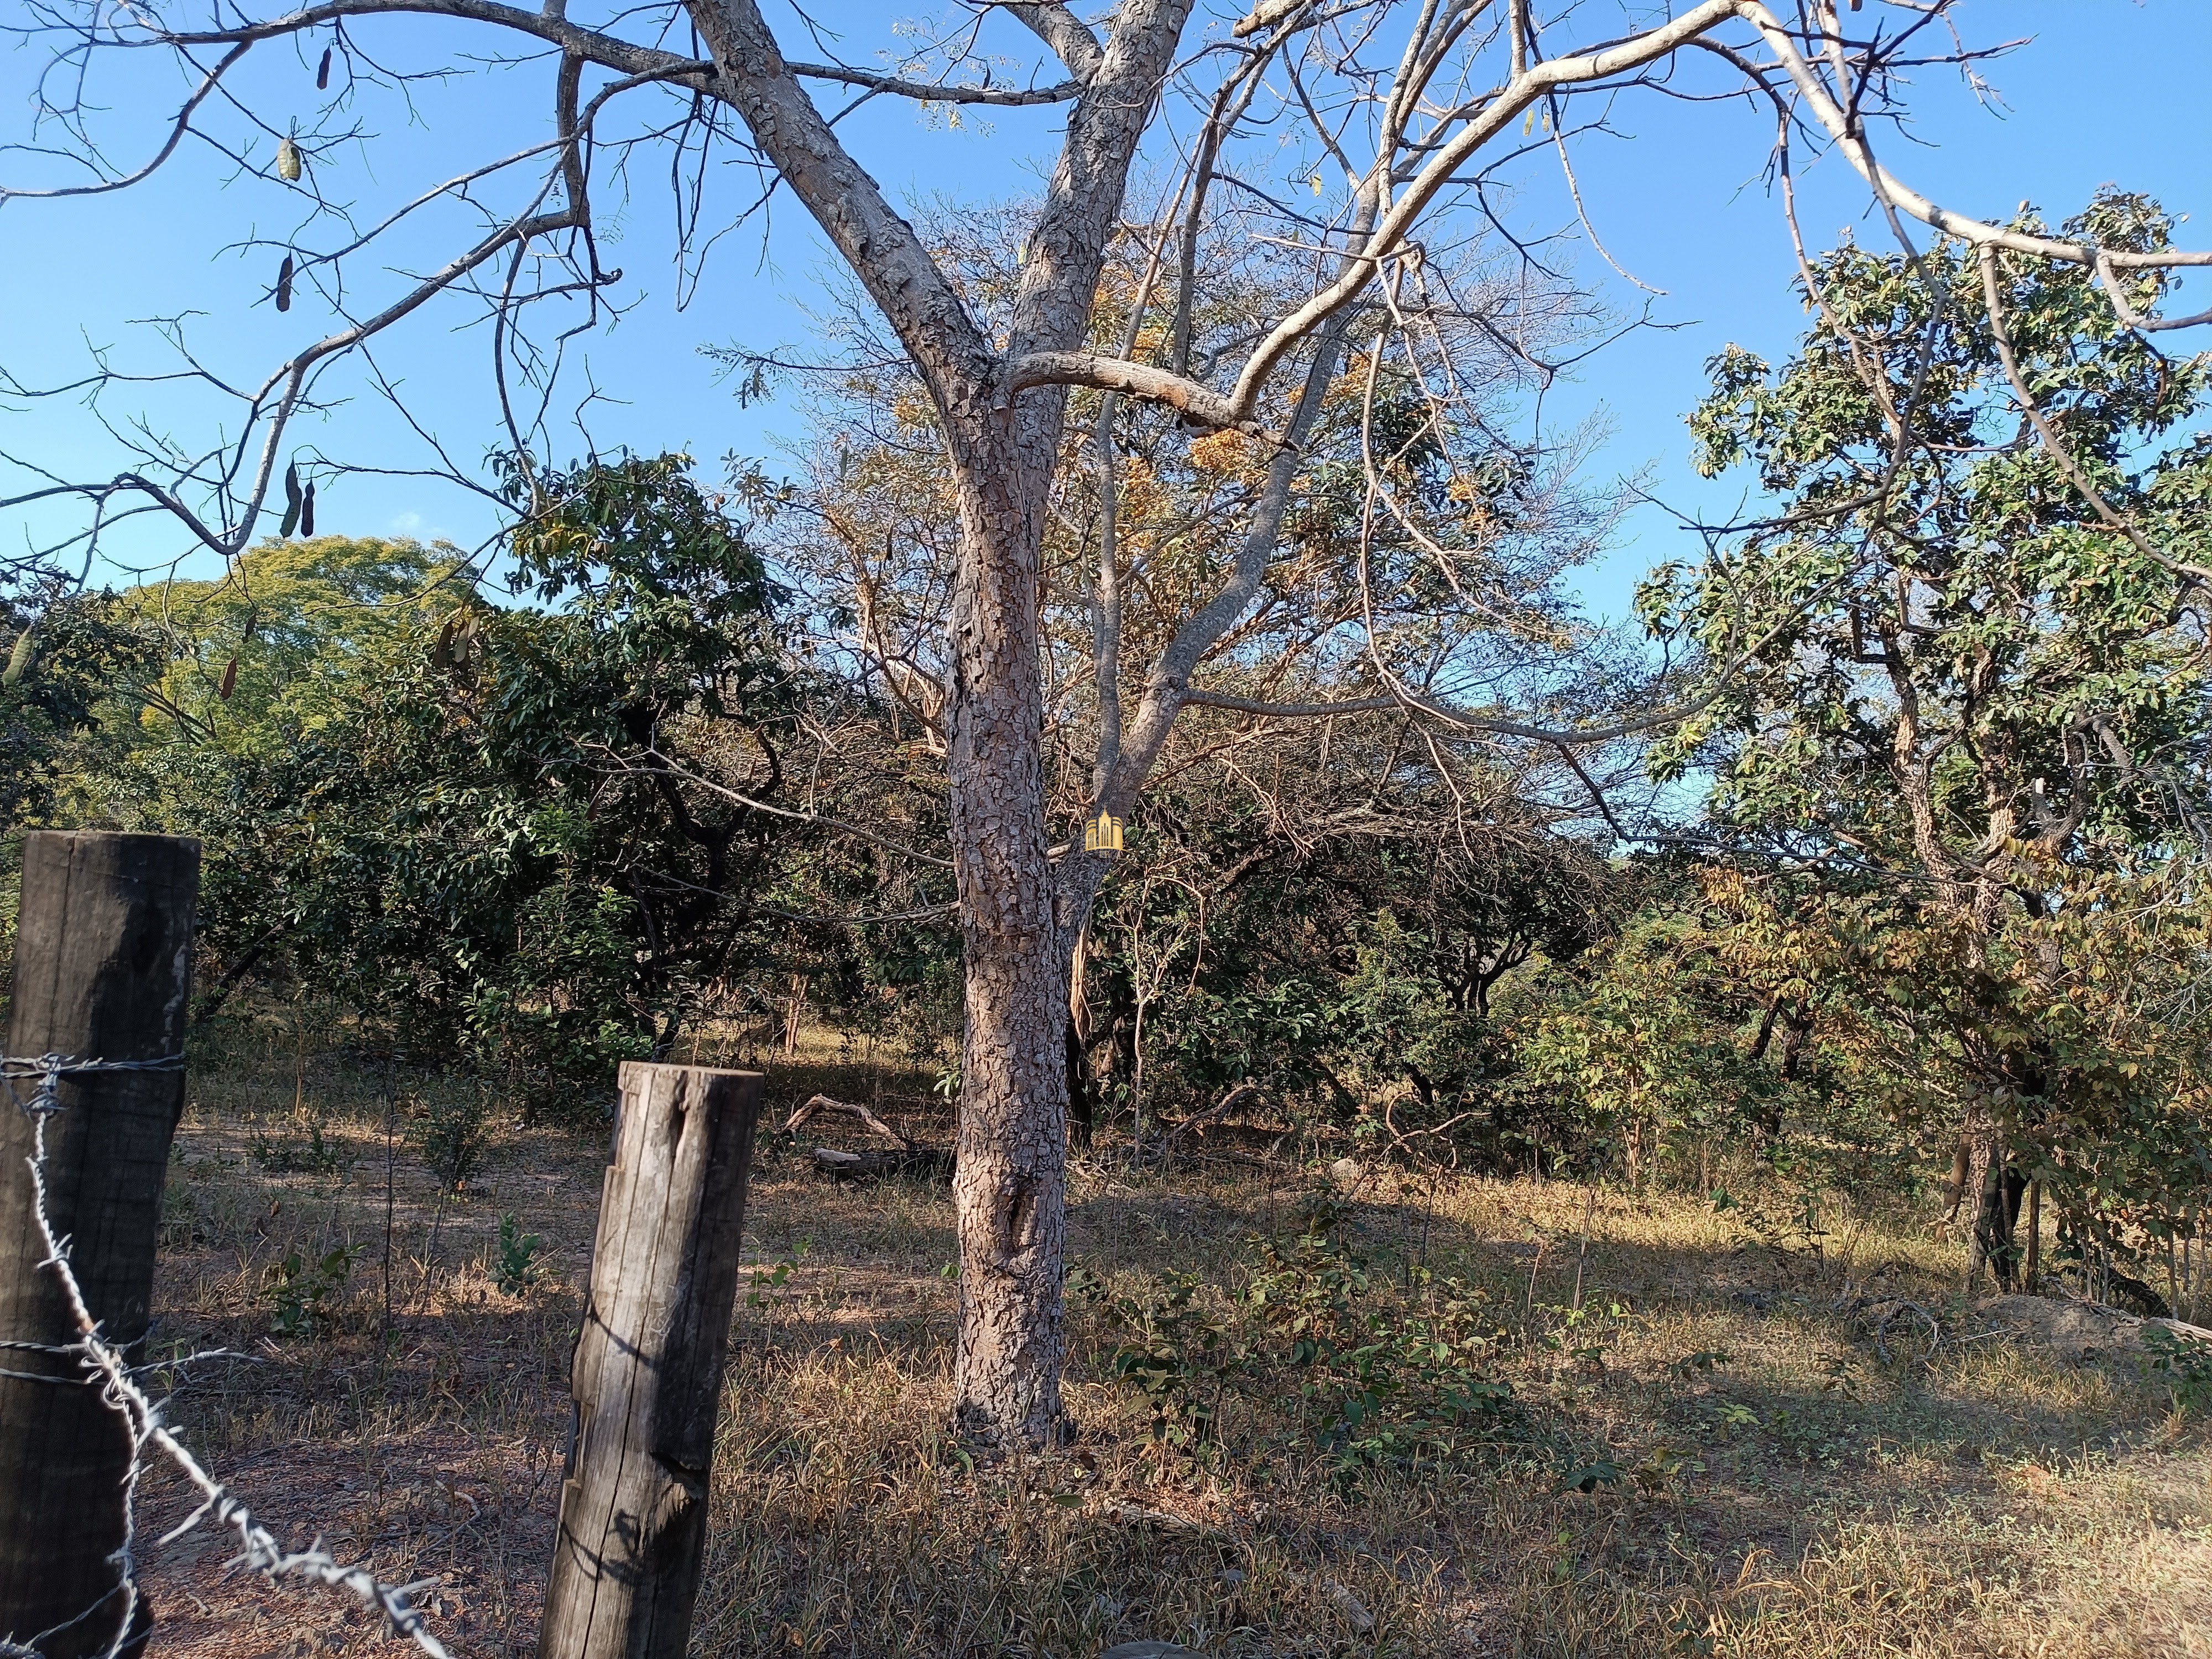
2;1052;455;1659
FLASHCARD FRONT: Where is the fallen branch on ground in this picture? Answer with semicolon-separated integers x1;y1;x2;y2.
785;1094;951;1182
1849;1294;1944;1363
784;1094;915;1150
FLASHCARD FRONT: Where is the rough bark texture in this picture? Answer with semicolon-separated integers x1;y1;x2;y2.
539;1062;761;1659
0;831;199;1659
937;422;1071;1447
941;2;1201;1446
683;0;1196;1449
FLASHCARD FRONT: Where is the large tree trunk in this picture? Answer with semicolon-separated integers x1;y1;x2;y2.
943;450;1072;1450
684;0;1204;1452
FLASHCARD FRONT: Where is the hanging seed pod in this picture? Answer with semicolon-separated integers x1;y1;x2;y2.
431;616;456;672
316;47;332;90
276;137;302;182
275;253;295;312
299;482;316;538
280;462;302;538
3;626;33;686
218;657;239;701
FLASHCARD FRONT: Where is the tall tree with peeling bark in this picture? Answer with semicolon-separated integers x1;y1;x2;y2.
7;1;2211;1446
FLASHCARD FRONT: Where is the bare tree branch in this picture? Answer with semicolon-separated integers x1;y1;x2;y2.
988;2;1104;82
1744;4;2212;274
0;41;247;201
1009;352;1285;441
788;62;1083;105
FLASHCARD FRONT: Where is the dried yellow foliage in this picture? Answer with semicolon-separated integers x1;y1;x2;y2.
1188;429;1248;473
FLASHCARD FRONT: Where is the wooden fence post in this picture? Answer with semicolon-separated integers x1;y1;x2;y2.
0;831;199;1659
539;1062;762;1659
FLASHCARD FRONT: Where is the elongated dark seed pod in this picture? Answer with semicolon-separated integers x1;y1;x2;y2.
317;47;332;90
300;483;316;538
219;657;238;700
280;462;302;538
276;254;294;312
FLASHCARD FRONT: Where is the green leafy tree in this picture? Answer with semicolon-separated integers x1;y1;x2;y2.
0;576;164;989
2;579;162;831
1648;192;2212;1283
1509;902;1782;1188
81;457;801;1097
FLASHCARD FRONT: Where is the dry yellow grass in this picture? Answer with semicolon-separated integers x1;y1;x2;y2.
111;1014;2212;1658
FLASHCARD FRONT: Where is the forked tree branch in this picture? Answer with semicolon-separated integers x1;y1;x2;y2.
1223;0;1751;419
682;0;1001;423
0;41;248;202
1208;0;2212;428
154;0;706;82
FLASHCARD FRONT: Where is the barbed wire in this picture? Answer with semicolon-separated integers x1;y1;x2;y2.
1;1052;454;1659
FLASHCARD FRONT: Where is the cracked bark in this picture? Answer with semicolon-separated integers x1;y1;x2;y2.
683;0;1196;1448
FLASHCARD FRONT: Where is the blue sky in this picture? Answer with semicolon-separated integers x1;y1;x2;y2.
3;1;2208;616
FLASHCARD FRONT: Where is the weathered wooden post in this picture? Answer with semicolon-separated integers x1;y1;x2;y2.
539;1061;762;1659
0;831;199;1659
